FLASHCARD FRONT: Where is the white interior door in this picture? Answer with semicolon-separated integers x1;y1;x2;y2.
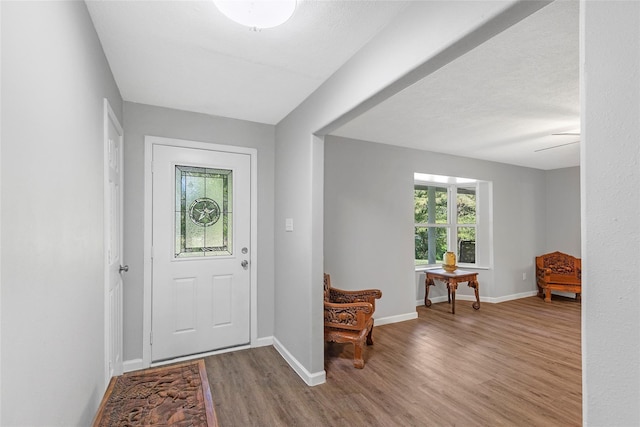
104;100;124;382
151;144;251;362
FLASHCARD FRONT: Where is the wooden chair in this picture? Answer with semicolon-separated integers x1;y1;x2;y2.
535;251;581;302
324;274;382;368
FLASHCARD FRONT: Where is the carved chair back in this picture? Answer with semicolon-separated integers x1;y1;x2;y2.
323;273;331;302
536;251;581;281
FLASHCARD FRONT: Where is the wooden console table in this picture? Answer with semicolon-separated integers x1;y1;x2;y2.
425;268;480;314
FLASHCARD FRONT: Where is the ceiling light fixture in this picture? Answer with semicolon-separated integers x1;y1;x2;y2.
214;0;297;30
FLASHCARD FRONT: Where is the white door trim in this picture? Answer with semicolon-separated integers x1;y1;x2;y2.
103;99;124;386
142;135;258;368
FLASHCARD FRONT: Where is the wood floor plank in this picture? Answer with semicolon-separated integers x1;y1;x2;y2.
204;296;581;426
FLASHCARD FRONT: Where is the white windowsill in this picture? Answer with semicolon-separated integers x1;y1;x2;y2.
415;264;491;272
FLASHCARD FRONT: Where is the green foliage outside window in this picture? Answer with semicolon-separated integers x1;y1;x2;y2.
414;226;446;265
414;186;448;224
414;185;477;266
457;189;476;224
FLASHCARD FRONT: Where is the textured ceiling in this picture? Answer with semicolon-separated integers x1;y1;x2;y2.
332;0;580;170
86;0;579;170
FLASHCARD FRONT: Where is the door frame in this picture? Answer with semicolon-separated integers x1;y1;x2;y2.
142;135;258;368
103;99;124;386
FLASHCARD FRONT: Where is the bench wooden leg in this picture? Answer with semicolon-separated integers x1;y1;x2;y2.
544;289;552;302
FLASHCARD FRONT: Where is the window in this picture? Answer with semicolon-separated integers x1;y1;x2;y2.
414;173;490;268
175;165;232;258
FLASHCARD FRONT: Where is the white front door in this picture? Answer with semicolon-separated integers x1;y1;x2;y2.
151;144;251;362
104;100;124;382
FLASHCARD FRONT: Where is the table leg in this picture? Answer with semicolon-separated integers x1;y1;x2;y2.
449;281;459;314
424;276;434;307
469;279;480;310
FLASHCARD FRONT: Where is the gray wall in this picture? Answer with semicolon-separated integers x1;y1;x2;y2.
273;115;324;378
582;2;640;423
545;167;581;256
324;136;549;314
274;1;534;382
1;1;123;425
324;138;416;318
122;102;275;362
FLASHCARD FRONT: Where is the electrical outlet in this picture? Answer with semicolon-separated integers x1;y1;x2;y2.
522;272;527;281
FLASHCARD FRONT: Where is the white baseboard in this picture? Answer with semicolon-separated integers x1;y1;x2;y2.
416;290;538;307
123;358;144;373
272;337;326;386
253;336;274;347
550;290;579;299
489;290;538;303
416;295;449;306
375;311;418;326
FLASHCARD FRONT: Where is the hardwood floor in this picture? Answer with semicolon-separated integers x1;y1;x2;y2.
204;296;581;426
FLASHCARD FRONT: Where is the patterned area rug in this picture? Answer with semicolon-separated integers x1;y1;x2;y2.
93;359;217;426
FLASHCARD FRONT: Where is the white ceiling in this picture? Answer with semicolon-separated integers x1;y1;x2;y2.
86;0;580;170
86;0;411;124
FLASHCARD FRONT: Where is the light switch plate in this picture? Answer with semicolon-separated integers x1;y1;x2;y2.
285;218;294;232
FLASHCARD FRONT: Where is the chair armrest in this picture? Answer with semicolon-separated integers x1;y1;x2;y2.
324;301;373;330
329;287;382;304
536;267;552;283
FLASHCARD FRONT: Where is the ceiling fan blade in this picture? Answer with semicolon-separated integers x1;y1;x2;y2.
534;140;580;152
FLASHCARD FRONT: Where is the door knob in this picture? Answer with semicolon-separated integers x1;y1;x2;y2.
241;260;249;270
119;265;129;273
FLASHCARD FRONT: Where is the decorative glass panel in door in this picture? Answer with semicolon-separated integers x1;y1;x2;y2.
175;165;233;258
